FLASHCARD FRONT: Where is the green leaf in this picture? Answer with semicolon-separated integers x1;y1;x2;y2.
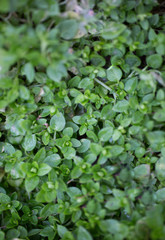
71;166;82;179
78;78;94;90
99;219;129;238
0;49;16;73
6;229;20;240
125;54;141;67
33;147;46;163
129;125;140;136
44;154;61;167
28;229;41;237
146;54;163;69
22;134;36;151
40;226;55;239
124;77;138;93
0;231;5;240
98;127;113;142
18;226;28;238
19;85;30;100
153;109;165;122
156;157;165;181
80;66;93;75
77;139;90;153
23;63;35;83
63;127;73;138
0;193;10;204
146;131;165;152
58;19;79;40
101;104;116;120
71;138;81;147
79;125;88;135
47;63;67;82
0;77;12;89
42;132;50;145
126;11;137;23
50;112;66;131
110;145;124;157
57;225;68;238
72;210;82;223
134;164;150;182
38;163;52;176
86;130;98;142
90;54;106;67
105;197;121;210
40;204;58;218
77;226;93;240
112;129;121;141
63;147;76;159
7;88;19;103
156;188;165;203
25;176;39;192
35;190;47;203
113;100;129;112
107;66;122;82
67;187;82;200
135;147;145;158
90;143;102;155
101;22;126;40
156;89;165;101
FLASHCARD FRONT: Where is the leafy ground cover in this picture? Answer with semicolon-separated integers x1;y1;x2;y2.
0;0;165;239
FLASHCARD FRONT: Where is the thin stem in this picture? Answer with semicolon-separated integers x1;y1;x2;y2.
67;179;74;184
94;78;112;92
94;78;117;101
59;0;68;5
0;16;10;24
128;70;135;78
47;20;55;32
5;12;13;20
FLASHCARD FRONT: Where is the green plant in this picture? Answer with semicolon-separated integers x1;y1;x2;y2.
0;0;165;239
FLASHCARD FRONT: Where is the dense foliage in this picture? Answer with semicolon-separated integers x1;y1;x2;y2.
0;0;165;239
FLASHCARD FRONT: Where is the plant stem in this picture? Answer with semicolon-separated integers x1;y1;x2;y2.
94;78;117;101
94;78;112;92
